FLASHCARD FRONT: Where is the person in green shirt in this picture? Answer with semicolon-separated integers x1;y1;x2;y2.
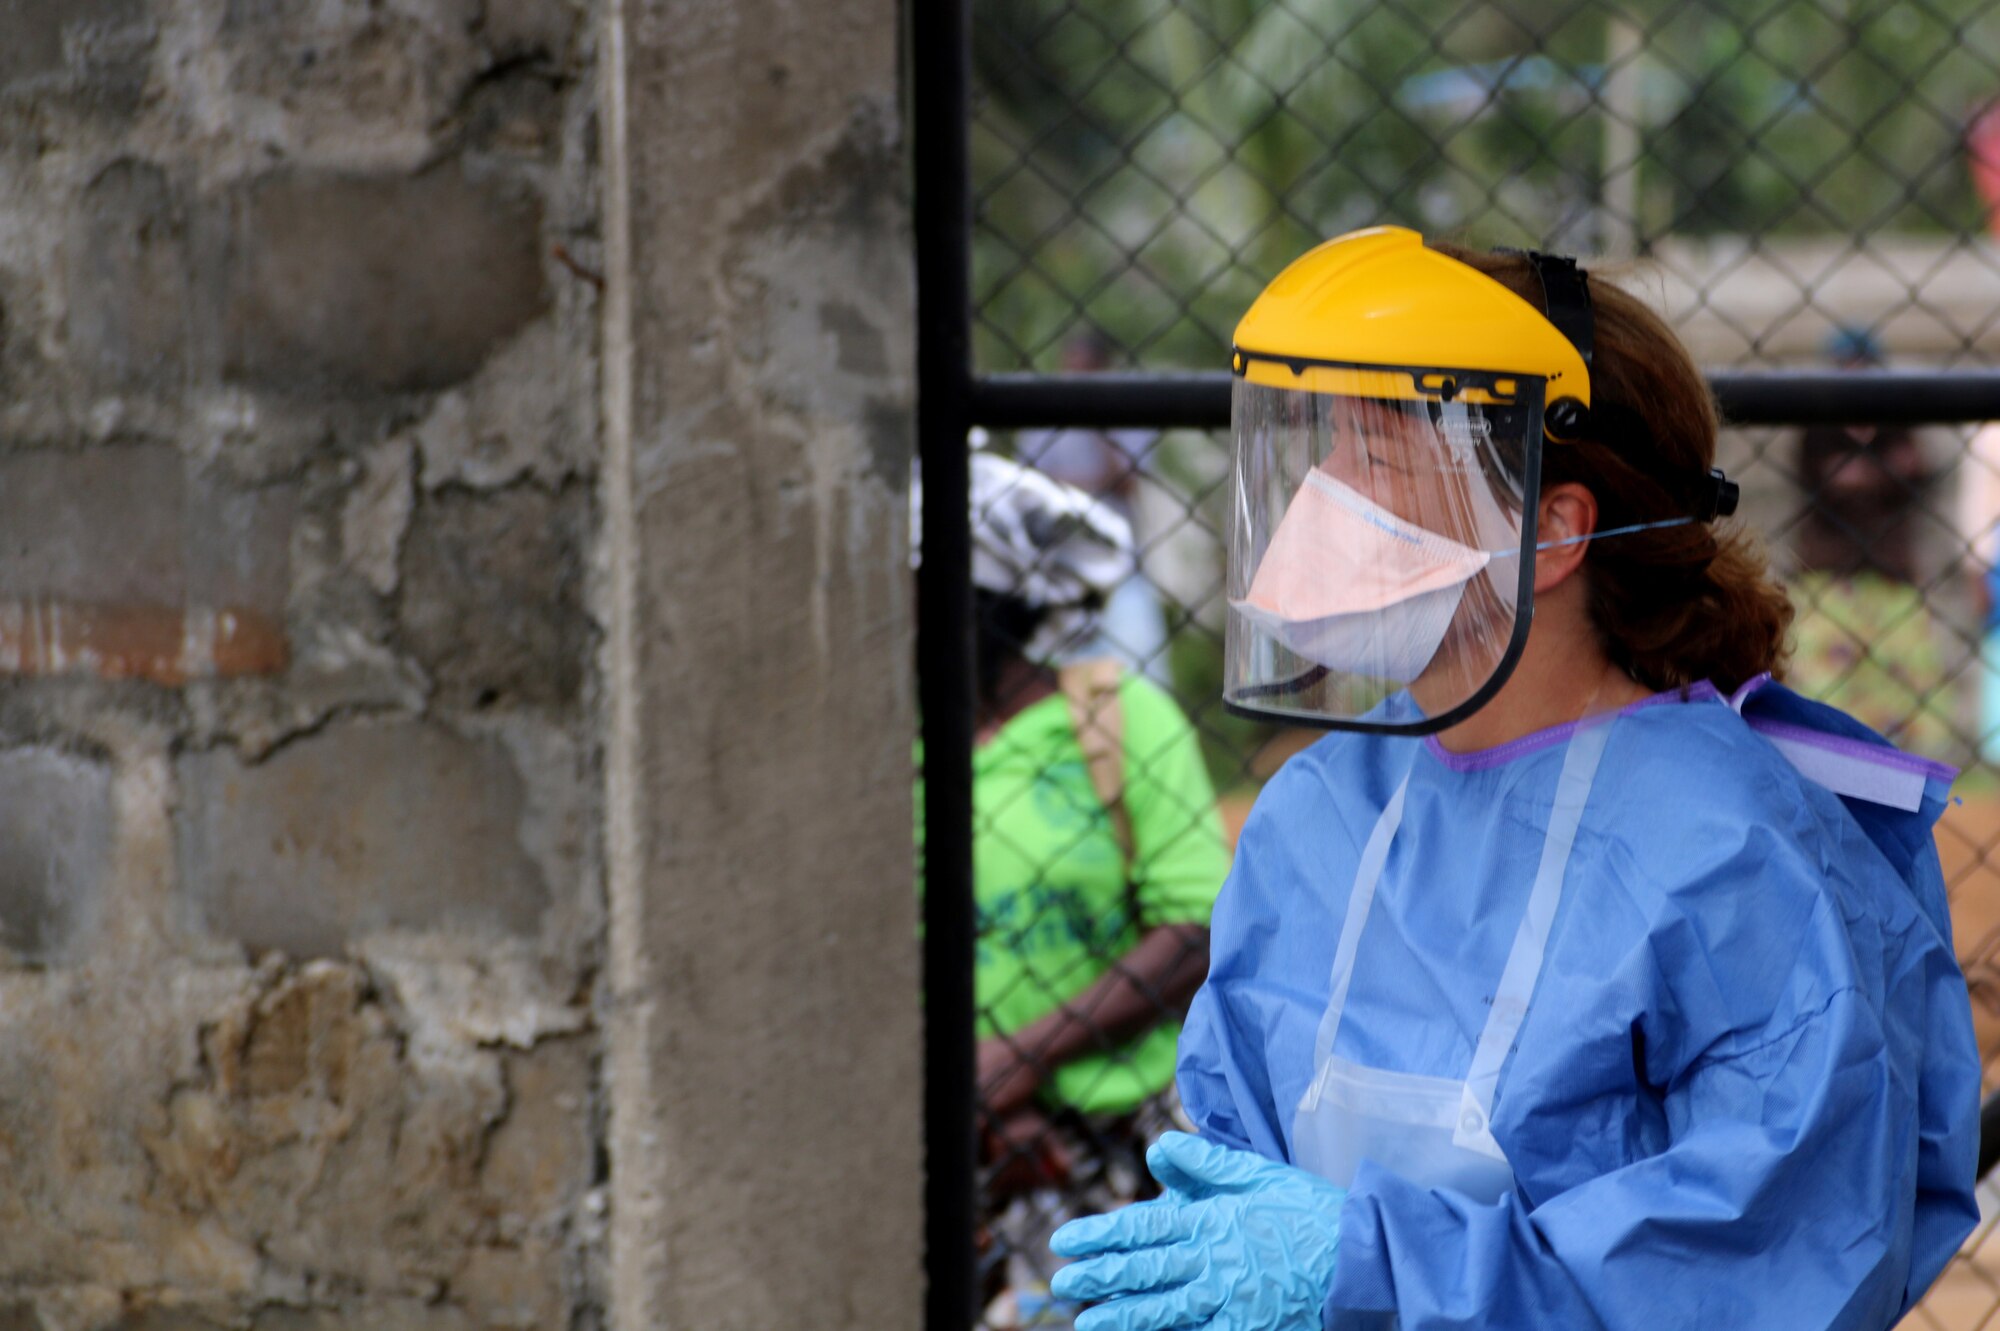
920;451;1231;1327
970;602;1226;1151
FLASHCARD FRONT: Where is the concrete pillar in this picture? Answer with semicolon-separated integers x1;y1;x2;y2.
597;1;922;1329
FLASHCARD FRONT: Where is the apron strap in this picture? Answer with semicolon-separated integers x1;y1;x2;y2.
1311;767;1414;1070
1456;716;1615;1152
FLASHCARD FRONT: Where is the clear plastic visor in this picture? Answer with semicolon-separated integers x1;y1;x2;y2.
1224;369;1544;732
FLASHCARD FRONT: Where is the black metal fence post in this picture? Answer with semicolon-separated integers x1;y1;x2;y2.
915;1;979;1330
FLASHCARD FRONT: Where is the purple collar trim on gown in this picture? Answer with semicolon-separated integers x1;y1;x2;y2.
1727;671;1957;785
1422;681;1723;773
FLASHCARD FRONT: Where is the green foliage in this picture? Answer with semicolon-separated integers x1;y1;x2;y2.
973;0;2000;372
971;0;2000;790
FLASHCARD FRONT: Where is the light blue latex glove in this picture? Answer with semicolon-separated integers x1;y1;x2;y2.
1049;1132;1347;1331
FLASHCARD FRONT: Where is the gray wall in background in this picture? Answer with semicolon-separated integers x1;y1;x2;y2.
0;0;921;1326
598;0;922;1327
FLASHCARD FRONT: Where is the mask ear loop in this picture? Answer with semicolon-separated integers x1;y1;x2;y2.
1486;464;1743;563
1487;515;1701;561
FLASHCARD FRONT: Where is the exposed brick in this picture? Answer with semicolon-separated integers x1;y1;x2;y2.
66;160;549;398
0;746;112;962
124;961;516;1294
0;602;287;684
176;721;551;957
0;448;295;656
399;487;587;710
0;0;603;1319
211;164;549;394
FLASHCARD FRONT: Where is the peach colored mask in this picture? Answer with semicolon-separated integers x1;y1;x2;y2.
1232;471;1501;682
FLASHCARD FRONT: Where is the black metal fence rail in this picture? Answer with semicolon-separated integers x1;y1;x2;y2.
970;369;2000;429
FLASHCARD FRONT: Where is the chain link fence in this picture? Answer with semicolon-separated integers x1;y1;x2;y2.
954;2;2000;1326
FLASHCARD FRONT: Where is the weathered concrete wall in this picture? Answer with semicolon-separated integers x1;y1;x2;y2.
598;0;921;1328
0;2;609;1326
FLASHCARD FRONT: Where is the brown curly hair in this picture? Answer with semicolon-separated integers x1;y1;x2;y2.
1432;242;1794;694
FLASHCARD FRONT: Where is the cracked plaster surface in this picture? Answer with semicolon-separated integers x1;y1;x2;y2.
0;956;592;1329
0;1;609;1326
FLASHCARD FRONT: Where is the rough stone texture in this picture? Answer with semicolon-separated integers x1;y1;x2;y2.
0;0;920;1322
0;0;610;1325
400;486;590;710
209;0;487;169
340;436;414;597
176;721;556;958
212;165;550;395
0;956;591;1327
412;319;599;490
483;0;583;63
0;0;150;93
601;0;921;1328
0;746;112;962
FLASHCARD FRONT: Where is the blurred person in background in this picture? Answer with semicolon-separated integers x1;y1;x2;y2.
915;451;1230;1329
1959;421;2000;764
1016;331;1173;685
1788;327;1952;757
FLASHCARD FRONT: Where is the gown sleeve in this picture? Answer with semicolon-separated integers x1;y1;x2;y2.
1325;829;1981;1331
1116;674;1231;929
1176;960;1270;1157
1177;770;1336;1162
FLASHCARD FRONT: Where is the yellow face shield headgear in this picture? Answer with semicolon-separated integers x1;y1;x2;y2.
1223;226;1727;733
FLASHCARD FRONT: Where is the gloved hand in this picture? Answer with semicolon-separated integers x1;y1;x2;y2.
1050;1132;1347;1331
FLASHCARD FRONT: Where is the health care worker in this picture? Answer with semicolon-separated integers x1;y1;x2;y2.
1047;228;1982;1330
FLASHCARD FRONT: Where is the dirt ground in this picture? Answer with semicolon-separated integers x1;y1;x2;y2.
1909;796;2000;1328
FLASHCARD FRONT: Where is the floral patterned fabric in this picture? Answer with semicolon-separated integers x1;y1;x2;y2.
1788;571;1953;759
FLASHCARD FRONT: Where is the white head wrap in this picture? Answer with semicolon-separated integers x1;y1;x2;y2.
911;449;1135;661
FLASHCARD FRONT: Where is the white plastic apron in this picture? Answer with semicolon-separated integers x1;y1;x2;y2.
1291;718;1614;1203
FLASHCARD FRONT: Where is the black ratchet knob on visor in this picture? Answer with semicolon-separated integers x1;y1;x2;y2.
1696;468;1740;522
1545;397;1589;441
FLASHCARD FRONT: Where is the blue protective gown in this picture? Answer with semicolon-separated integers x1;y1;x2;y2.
1178;682;1980;1330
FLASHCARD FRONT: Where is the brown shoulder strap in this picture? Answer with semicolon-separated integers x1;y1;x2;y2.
1059;658;1132;864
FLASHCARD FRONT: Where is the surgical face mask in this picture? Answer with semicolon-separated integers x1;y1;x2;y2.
1230;471;1504;683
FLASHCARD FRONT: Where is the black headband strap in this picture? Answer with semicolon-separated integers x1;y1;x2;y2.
1585;404;1739;521
1524;250;1594;368
1496;246;1596;367
1492;245;1736;522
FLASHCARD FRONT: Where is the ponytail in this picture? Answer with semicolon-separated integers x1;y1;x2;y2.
1435;242;1794;693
